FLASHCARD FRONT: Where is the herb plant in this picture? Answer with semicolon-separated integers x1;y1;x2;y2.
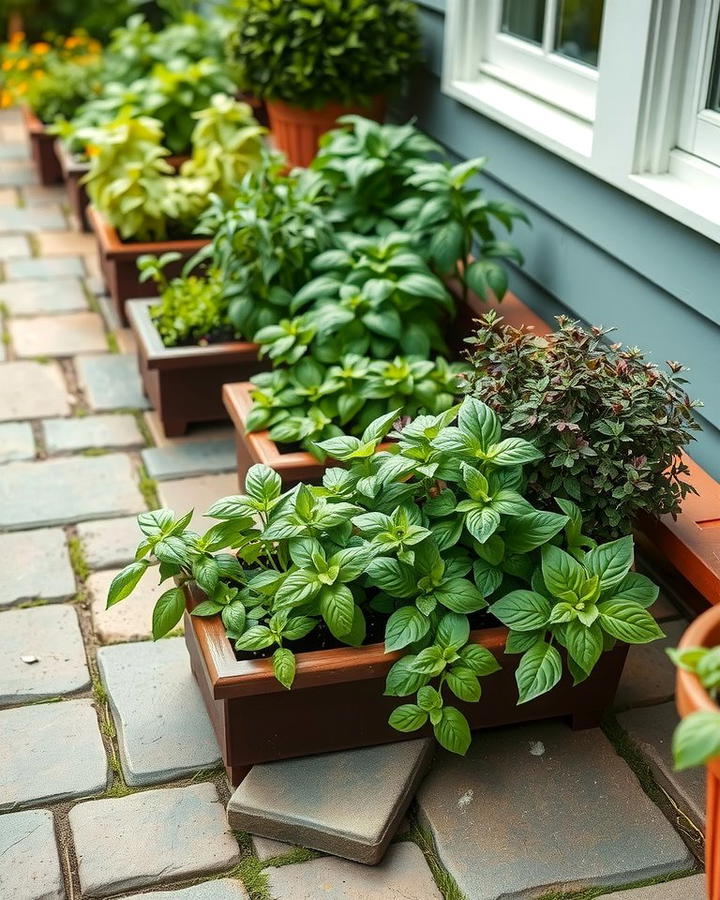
25;54;103;124
229;0;421;109
108;397;663;755
669;646;720;769
464;312;701;537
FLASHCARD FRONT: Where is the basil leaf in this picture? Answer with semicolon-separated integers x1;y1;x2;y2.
385;605;430;652
388;704;428;733
585;536;634;592
597;600;664;644
516;641;563;704
107;560;149;608
272;647;296;690
151;587;185;640
673;710;720;770
490;590;551;632
434;706;472;755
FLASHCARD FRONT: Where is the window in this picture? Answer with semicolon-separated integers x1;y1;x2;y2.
677;3;720;167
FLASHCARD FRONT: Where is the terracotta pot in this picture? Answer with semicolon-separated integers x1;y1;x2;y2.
676;605;720;897
22;107;62;185
87;206;207;327
183;581;629;785
127;299;269;438
266;96;386;168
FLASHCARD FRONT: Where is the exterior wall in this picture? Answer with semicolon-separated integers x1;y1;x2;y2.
402;0;720;479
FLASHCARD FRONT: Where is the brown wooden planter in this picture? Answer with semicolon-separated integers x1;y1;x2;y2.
88;206;207;327
55;141;90;231
127;299;269;437
224;288;552;488
22;107;62;185
183;581;629;786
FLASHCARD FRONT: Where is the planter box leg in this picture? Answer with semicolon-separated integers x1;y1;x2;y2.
227;763;252;787
570;709;605;730
163;418;189;438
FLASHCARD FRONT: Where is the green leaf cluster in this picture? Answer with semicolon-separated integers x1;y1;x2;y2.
25;54;104;124
108;397;664;757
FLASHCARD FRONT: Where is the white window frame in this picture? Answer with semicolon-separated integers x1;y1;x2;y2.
443;0;720;245
677;0;720;166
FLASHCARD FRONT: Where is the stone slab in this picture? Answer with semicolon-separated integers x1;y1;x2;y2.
0;160;35;186
9;312;107;357
0;206;66;230
266;842;442;900
43;414;143;453
228;739;433;864
97;639;218;786
144;410;234;448
0;453;145;530
0;809;65;900
0;277;88;315
600;875;706;899
142;439;237;481
0;699;108;810
87;567;167;644
0;421;34;462
69;783;240;897
615;619;687;710
75;353;149;411
122;882;249;900
21;184;66;207
76;516;142;569
34;230;97;256
417;722;694;900
618;701;706;825
252;836;296;862
0;361;70;420
0;605;90;706
5;257;85;280
159;473;241;532
0;234;30;259
0;527;75;606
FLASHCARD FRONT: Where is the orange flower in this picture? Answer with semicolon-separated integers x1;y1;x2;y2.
30;41;50;54
9;31;25;46
86;144;99;157
64;36;81;49
1;60;14;71
16;59;29;70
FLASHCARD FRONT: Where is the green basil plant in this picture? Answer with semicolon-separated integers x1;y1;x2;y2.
669;647;720;770
108;397;663;756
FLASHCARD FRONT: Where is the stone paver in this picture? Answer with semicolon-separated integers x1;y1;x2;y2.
75;353;149;411
9;312;107;357
228;739;433;864
0;699;108;810
77;516;142;569
0;361;70;420
5;256;85;280
252;836;296;861
69;783;240;897
0;527;75;606
417;722;694;900
123;882;249;900
87;567;166;643
159;473;240;532
0;809;65;900
0;605;89;706
34;230;97;256
0;187;17;202
618;702;706;825
0;160;35;186
0;421;34;462
144;410;234;448
0;234;30;259
97;639;218;786
615;619;686;709
22;184;66;207
43;414;143;453
599;874;705;899
0;277;88;315
266;842;442;900
0;453;145;530
0;205;66;230
142;439;237;481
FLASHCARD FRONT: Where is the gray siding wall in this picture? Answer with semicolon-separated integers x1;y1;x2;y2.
403;0;720;479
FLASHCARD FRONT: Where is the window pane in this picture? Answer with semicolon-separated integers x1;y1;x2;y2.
501;0;546;46
708;23;720;112
554;0;605;67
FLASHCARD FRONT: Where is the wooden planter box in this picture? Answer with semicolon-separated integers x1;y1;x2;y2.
22;107;62;185
183;582;629;785
55;140;90;231
127;299;269;437
88;206;206;326
224;288;552;488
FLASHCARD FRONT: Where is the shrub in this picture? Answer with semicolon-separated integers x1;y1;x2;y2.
24;54;103;124
464;311;701;537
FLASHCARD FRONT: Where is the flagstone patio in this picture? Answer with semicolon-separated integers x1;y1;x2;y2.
0;105;709;900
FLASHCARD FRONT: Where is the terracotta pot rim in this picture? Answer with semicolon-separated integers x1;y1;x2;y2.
87;206;207;259
266;95;386;115
677;604;720;717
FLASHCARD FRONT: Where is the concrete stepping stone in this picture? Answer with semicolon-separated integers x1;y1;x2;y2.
87;567;168;644
0;699;108;810
0;277;88;315
618;701;706;825
144;410;234;448
0;605;89;706
77;516;142;569
43;414;143;453
75;353;149;411
600;874;705;899
5;256;84;280
253;836;296;861
123;882;249;900
69;783;240;897
615;619;687;710
0;205;66;230
0;453;145;530
0;234;30;259
97;639;219;786
22;184;66;206
227;739;433;864
0;161;36;186
416;722;694;900
34;230;96;256
265;842;442;899
0;361;70;420
0;809;65;900
142;439;237;481
9;311;107;357
158;473;240;532
0;421;34;463
0;527;75;606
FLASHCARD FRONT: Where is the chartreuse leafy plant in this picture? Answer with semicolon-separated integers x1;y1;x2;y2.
669;647;720;770
107;397;663;756
229;0;421;108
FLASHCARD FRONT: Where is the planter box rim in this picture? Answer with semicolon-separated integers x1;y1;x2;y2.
87;205;207;260
54;139;89;176
21;104;46;135
128;299;260;371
